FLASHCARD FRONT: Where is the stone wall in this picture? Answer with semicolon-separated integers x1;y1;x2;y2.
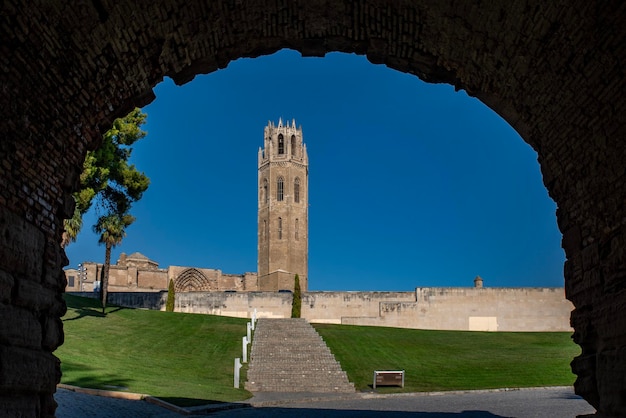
302;291;416;324
136;270;168;290
414;288;570;332
306;289;572;332
93;288;572;332
3;0;626;415
71;291;167;311
65;261;258;293
176;292;292;318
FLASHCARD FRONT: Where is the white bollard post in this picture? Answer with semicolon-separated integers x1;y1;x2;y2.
251;309;256;330
242;336;248;363
234;358;242;388
247;322;252;342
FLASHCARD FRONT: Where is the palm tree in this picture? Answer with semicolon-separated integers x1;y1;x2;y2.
61;200;83;248
93;213;135;313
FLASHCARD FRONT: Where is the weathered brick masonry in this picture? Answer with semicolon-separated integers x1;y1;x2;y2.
1;1;625;416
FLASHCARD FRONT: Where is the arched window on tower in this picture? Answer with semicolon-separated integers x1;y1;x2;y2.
278;134;284;155
263;179;268;204
291;135;296;157
295;218;299;241
294;177;300;203
278;217;282;240
277;177;284;201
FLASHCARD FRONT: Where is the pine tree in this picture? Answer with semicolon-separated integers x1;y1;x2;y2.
63;108;150;246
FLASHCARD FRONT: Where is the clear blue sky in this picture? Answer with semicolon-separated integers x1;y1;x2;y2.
65;49;565;291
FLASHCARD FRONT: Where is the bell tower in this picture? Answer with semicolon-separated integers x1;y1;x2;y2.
258;118;309;291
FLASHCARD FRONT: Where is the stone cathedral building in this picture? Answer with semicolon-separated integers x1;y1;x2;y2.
258;118;309;291
65;119;308;293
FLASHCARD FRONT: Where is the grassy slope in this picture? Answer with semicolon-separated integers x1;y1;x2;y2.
57;295;251;405
315;324;579;393
57;295;580;403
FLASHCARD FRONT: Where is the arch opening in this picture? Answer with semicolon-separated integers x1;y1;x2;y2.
174;268;216;292
67;50;563;293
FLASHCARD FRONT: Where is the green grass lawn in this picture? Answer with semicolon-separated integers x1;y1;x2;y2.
57;295;252;406
314;323;579;393
58;295;580;404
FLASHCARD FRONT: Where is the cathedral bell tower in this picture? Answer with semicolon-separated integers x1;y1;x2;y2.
258;118;308;291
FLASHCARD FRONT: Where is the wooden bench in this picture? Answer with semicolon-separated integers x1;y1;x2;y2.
373;370;404;389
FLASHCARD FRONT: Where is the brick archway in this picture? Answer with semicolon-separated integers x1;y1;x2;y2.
2;1;625;416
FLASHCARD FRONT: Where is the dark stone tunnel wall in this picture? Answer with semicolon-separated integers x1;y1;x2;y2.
1;1;625;416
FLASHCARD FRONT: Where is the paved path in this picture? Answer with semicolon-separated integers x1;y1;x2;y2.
56;387;595;417
55;388;181;418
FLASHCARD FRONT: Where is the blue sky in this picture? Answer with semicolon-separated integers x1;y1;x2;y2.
65;49;565;291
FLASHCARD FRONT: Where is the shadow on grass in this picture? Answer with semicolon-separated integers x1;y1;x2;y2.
63;307;107;321
60;360;135;392
63;294;128;321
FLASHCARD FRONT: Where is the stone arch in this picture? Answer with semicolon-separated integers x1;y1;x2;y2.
174;268;217;292
2;1;625;415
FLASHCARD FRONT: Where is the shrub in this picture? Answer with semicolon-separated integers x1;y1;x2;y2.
166;279;175;312
291;274;301;318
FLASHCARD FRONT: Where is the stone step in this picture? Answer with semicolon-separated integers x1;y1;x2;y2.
245;318;355;393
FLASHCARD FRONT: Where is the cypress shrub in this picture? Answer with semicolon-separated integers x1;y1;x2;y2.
166;279;175;312
291;274;301;318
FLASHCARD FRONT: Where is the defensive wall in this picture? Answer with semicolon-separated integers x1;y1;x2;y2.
71;287;572;332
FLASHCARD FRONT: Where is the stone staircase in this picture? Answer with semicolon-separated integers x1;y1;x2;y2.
245;318;355;393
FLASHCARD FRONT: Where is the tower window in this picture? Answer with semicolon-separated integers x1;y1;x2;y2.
278;134;284;154
278;217;282;239
294;177;300;203
291;135;296;156
295;219;299;241
277;176;284;201
263;179;268;204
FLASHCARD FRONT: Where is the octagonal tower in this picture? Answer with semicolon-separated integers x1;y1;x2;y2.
258;118;309;291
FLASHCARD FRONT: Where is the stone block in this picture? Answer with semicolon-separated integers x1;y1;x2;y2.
14;279;65;316
41;315;64;352
0;207;44;281
0;270;14;304
0;346;60;393
0;305;42;349
596;346;626;414
0;394;40;417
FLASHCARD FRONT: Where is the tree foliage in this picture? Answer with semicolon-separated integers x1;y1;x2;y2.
66;108;151;313
291;274;302;318
62;203;83;248
166;279;176;312
62;108;150;246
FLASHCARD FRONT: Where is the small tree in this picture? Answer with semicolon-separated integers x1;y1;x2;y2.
166;279;175;312
291;274;301;318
